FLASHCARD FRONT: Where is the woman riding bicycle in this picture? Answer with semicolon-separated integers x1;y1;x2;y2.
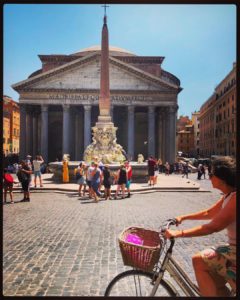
165;156;236;297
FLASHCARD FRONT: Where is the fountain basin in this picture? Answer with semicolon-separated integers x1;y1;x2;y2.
48;161;148;183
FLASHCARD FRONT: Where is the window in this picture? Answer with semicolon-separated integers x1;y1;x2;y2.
224;111;226;119
228;108;229;117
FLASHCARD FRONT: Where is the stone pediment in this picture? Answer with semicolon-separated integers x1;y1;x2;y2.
12;52;179;93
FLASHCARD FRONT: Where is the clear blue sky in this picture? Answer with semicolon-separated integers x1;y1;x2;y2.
3;4;236;117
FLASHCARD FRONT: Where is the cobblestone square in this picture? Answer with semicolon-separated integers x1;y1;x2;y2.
3;174;226;296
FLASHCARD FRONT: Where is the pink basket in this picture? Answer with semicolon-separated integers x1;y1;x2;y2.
118;227;161;272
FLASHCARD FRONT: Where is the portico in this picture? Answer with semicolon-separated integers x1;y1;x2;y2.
13;46;182;163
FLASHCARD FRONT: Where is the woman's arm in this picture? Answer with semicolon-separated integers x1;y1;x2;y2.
176;196;224;223
22;169;33;174
166;193;236;238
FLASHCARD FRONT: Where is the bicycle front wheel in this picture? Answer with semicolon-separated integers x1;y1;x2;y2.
104;269;177;297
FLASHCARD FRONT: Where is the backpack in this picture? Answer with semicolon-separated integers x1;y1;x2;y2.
75;169;82;180
4;173;14;184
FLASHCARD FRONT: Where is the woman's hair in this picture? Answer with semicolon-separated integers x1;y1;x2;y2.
211;156;236;187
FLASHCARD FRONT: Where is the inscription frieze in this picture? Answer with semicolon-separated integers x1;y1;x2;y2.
48;94;149;102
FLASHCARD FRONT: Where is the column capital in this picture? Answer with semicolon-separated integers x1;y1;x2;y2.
20;104;26;112
169;105;178;113
62;104;70;111
83;105;92;111
41;104;48;112
148;106;155;114
128;105;135;113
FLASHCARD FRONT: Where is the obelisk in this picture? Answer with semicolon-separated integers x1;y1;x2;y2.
83;8;126;164
98;14;111;123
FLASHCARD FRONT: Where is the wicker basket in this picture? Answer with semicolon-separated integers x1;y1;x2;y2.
118;227;161;272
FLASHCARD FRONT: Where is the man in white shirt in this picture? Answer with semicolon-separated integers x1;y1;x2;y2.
32;155;44;188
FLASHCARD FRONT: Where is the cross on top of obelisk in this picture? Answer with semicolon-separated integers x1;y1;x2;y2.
102;3;109;16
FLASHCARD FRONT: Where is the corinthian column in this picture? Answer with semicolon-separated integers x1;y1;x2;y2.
165;106;178;164
148;106;155;157
127;105;135;160
41;105;48;162
84;105;92;149
169;105;178;164
19;104;26;160
32;112;38;158
62;104;70;155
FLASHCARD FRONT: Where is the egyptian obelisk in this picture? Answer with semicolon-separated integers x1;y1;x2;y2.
83;8;126;164
98;14;111;123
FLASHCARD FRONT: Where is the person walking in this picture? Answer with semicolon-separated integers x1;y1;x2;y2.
91;163;102;202
197;164;203;180
125;161;132;198
32;155;44;188
165;156;236;296
203;164;208;179
26;154;33;186
75;162;86;196
86;162;94;199
153;164;158;185
3;169;17;204
157;158;163;173
165;161;170;175
114;164;128;199
148;156;156;185
102;164;112;200
182;162;189;178
17;160;33;202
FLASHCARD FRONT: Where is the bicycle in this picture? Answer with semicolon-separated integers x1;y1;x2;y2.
104;219;236;297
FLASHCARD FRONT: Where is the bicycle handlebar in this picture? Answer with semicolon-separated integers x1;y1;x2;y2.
159;218;177;235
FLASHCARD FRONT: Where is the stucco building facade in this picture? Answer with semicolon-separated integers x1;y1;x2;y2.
3;96;20;155
199;63;236;157
12;46;182;162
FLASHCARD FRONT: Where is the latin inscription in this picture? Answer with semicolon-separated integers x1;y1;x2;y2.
48;94;147;101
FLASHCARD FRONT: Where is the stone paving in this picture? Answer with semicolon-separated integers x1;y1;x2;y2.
12;172;201;193
3;174;227;296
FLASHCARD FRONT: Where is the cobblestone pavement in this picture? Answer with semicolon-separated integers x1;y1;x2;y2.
3;174;227;296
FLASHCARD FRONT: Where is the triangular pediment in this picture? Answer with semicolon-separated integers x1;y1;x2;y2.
12;53;179;92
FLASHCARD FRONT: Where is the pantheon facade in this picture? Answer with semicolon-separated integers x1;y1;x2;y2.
12;46;182;163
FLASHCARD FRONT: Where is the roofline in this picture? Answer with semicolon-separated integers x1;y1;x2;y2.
12;53;182;92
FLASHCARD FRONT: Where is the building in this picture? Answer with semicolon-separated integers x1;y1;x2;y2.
3;112;11;155
3;96;20;155
12;44;182;163
177;115;191;132
177;117;195;157
191;111;200;157
199;63;236;157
